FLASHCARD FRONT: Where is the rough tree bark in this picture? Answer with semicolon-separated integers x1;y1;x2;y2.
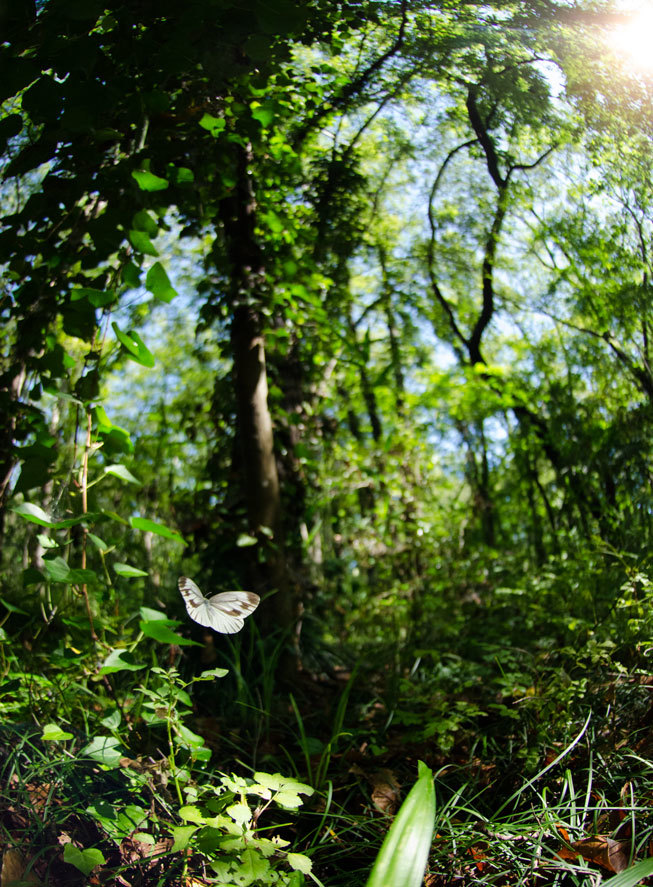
218;142;295;663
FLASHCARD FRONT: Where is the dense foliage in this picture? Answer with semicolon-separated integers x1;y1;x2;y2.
2;1;653;884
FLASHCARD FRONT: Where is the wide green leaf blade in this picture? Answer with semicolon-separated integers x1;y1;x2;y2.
112;323;156;367
131;168;169;191
145;261;177;303
130;516;184;542
366;762;435;887
114;562;148;578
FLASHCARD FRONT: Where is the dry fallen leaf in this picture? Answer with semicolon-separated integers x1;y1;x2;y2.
1;848;41;886
370;769;401;815
557;834;630;872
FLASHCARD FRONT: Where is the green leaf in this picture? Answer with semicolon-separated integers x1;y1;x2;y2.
199;113;225;136
101;710;121;730
607;859;653;887
104;464;140;484
42;558;96;585
196;668;229;680
140;620;198;646
226;802;252;826
112;323;156;367
365;762;435;887
99;650;145;675
12;502;55;527
139;606;169;621
274;791;304;808
251;102;275;127
170;825;197;852
0;597;28;614
176;724;207;750
130;516;184;543
132;209;158;235
114;562;148;577
253;773;313;797
237;533;258;547
42;723;74;741
171;166;194;185
122;261;141;287
81;736;123;768
145;262;177;303
287;853;312;874
21;568;44;587
179;805;206;825
70;287;116;307
87;802;148;841
129;229;159;256
131;168;169;191
0;678;21;696
87;533;108;552
42;557;72;582
240;847;270;881
63;844;105;876
12;503;100;530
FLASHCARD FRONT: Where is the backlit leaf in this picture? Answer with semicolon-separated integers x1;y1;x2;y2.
130;516;184;542
112;323;156;367
131;168;169;191
146;262;177;302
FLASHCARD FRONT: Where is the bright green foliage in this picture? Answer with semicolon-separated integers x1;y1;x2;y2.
366;762;435;887
2;0;653;884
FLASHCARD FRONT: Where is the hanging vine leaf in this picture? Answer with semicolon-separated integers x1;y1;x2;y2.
131;169;169;191
112;323;156;367
145;262;177;303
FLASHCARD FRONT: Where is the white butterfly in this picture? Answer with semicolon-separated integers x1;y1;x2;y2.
178;577;260;634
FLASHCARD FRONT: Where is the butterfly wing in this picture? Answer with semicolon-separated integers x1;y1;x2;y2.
205;591;260;633
178;577;259;634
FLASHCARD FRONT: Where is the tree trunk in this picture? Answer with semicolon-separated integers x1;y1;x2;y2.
218;142;295;666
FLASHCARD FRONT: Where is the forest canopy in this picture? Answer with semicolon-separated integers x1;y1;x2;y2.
2;1;653;884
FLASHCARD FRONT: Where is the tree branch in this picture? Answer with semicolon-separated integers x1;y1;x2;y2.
292;0;409;148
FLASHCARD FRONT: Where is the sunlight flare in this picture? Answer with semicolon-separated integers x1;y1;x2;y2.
608;5;653;72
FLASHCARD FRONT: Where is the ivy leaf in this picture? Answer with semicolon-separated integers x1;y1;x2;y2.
130;516;184;542
12;503;101;529
132;210;158;235
99;650;145;675
81;736;123;768
104;464;140;484
63;844;105;876
171;166;194;184
70;287;117;307
199;113;225;136
112;323;156;367
176;724;207;750
251;102;275;127
42;723;74;741
131;169;169;191
145;262;177;302
122;261;141;287
139;606;170;621
87;533;109;551
129;229;159;256
139;620;198;646
114;562;148;577
1;597;29;614
12;502;54;527
42;557;72;582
